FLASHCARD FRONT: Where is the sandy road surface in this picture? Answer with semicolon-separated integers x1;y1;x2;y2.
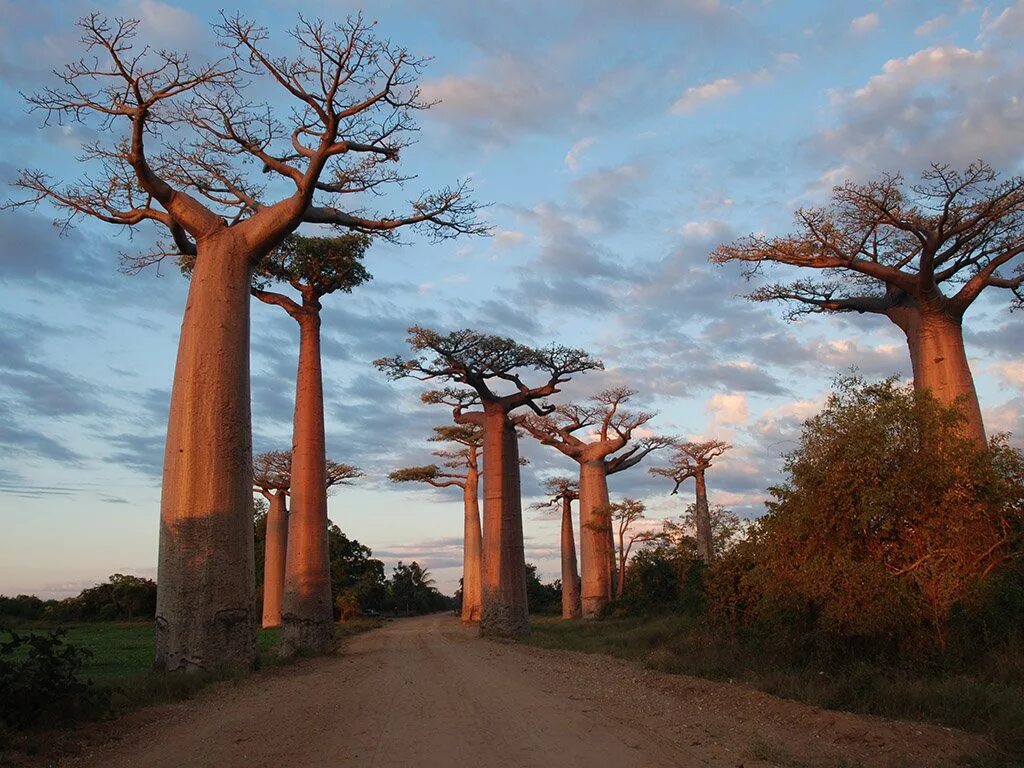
62;614;987;768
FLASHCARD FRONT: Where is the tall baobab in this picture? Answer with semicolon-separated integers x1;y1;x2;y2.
650;440;731;563
249;233;370;653
252;451;361;633
713;162;1024;445
252;451;291;629
6;14;483;670
389;424;484;623
521;388;673;617
610;499;648;599
376;327;602;636
531;478;581;619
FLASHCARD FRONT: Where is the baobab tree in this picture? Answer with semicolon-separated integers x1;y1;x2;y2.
389;424;484;623
252;451;291;629
5;14;483;670
650;440;731;563
713;162;1024;445
610;498;649;599
520;388;673;617
252;450;361;635
376;327;602;636
531;478;581;619
248;233;370;653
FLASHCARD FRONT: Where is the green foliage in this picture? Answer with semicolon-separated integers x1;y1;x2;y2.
255;233;373;295
711;376;1024;648
327;524;387;618
0;575;157;625
384;561;452;614
525;563;561;615
0;627;111;730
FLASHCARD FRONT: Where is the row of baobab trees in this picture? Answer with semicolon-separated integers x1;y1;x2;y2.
386;393;731;624
251;388;731;632
5;12;1023;670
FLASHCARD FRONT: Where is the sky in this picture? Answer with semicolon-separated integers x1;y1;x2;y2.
1;0;1023;597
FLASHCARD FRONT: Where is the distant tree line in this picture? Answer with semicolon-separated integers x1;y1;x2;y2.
0;574;157;624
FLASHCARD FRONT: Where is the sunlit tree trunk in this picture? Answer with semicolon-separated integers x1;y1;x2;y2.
560;497;581;619
280;312;333;656
262;492;288;628
694;469;713;563
461;463;483;623
156;234;256;672
893;307;986;445
578;459;612;618
479;408;529;636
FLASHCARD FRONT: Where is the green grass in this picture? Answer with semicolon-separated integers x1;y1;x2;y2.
10;619;382;708
522;614;1024;760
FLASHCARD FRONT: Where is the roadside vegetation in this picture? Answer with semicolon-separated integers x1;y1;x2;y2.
523;378;1024;759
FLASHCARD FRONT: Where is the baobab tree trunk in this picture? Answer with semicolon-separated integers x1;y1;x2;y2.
280;313;333;656
893;307;986;445
156;234;256;672
461;464;483;623
560;497;581;619
262;492;288;629
608;523;618;599
479;408;529;636
694;469;713;563
577;460;613;618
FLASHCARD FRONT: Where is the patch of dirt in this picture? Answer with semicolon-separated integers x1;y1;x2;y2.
23;615;992;768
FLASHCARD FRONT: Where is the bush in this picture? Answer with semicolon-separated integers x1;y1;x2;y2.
0;627;111;730
709;377;1024;653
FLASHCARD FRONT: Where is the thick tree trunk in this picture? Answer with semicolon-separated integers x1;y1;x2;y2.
262;492;288;628
577;459;613;618
156;234;256;672
694;469;713;563
560;497;581;619
479;407;529;636
280;313;333;656
461;464;483;623
608;522;618;598
896;309;986;445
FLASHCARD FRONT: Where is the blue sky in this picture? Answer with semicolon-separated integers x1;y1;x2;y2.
2;0;1023;596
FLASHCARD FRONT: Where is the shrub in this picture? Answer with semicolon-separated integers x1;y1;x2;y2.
0;628;111;730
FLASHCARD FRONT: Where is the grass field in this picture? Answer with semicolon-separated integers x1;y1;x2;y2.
9;619;381;709
522;614;1024;761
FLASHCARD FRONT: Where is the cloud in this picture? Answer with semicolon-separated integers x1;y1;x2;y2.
849;12;880;34
565;137;596;171
812;34;1024;178
670;77;741;114
420;54;569;144
707;392;749;427
915;15;949;37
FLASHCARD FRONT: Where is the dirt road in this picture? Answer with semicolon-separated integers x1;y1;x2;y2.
64;615;987;768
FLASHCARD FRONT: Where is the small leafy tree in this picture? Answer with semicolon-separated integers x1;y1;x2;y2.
720;377;1024;645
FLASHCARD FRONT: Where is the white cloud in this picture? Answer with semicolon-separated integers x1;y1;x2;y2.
565;137;596;171
991;361;1024;390
707;392;749;427
849;12;880;34
915;14;949;37
981;0;1024;41
670;77;741;114
813;37;1024;178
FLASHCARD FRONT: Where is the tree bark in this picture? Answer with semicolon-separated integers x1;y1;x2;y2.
280;312;333;656
560;497;581;619
577;459;613;618
694;469;713;563
461;463;483;623
479;407;529;636
156;233;256;672
262;492;288;628
893;308;986;445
